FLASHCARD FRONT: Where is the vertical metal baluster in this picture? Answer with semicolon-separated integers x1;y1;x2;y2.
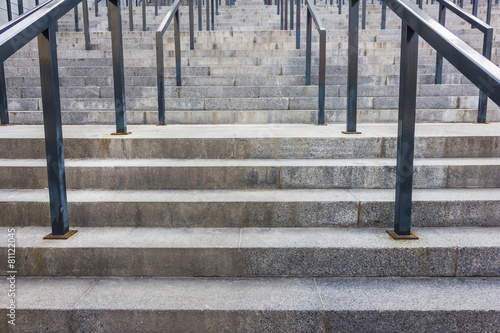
189;0;195;49
198;0;202;30
338;0;341;14
0;63;8;125
109;0;129;134
435;4;445;84
305;6;311;85
211;0;214;30
361;0;366;29
318;27;326;125
285;0;288;30
477;27;493;123
142;0;146;31
155;0;158;16
281;0;283;29
381;1;386;29
277;0;280;15
344;0;360;133
296;0;300;49
391;21;419;239
472;0;477;18
17;0;23;15
83;0;92;49
486;0;492;24
74;6;79;31
418;0;422;9
129;0;133;31
216;0;219;15
6;0;12;21
38;23;74;239
174;9;182;86
290;0;293;30
156;29;165;124
107;0;111;31
206;0;209;31
95;0;99;17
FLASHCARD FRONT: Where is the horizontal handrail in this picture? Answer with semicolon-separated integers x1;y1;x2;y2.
157;0;182;33
435;0;490;32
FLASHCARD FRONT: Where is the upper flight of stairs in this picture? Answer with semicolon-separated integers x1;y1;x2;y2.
0;0;499;332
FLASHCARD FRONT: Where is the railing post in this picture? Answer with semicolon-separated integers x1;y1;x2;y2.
361;0;366;29
290;0;293;30
435;3;445;84
305;6;311;85
155;0;158;16
216;0;219;15
37;23;75;239
129;0;134;31
6;0;12;21
198;0;202;30
338;0;341;14
174;9;182;86
211;0;214;30
95;0;99;17
277;0;280;14
285;0;288;30
206;0;209;30
318;28;326;125
107;0;111;31
472;0;477;17
390;21;419;239
296;0;300;49
142;0;146;30
0;62;8;125
477;27;493;123
108;0;129;134
281;0;284;29
486;0;491;24
381;1;386;29
344;0;360;133
17;0;23;15
83;0;92;49
74;6;79;31
156;31;165;124
189;0;195;49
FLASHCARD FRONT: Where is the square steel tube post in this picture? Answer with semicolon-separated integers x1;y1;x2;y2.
189;0;194;49
290;0;293;29
318;28;326;125
107;0;111;31
216;0;218;15
305;8;311;85
198;0;202;30
277;0;279;15
17;0;23;15
345;0;359;133
74;7;79;31
142;0;146;31
95;0;99;17
211;0;214;30
472;0;477;17
486;0;491;24
155;0;158;16
83;0;92;50
0;62;8;125
393;21;419;237
174;9;182;86
37;24;70;237
434;3;445;84
280;0;283;29
109;0;128;134
338;0;341;14
361;0;366;29
156;31;165;124
381;1;386;29
129;0;134;31
206;0;209;31
285;0;288;30
6;0;12;21
477;27;493;123
296;0;300;49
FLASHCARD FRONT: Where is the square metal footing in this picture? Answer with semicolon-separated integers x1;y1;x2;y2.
111;132;132;136
44;230;78;240
342;131;361;134
386;230;419;240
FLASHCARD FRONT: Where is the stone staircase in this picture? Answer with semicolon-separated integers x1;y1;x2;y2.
1;0;499;332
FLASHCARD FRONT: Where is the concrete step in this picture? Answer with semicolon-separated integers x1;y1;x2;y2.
1;124;498;159
1;157;498;190
1;276;498;332
1;226;499;277
1;188;498;228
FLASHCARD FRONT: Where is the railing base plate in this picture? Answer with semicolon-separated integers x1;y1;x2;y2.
386;230;419;240
474;122;490;125
43;230;78;240
342;131;361;134
111;132;132;136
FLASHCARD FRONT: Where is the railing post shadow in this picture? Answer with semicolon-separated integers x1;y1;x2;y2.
0;63;8;125
38;23;76;239
343;0;361;134
108;0;130;134
388;20;419;240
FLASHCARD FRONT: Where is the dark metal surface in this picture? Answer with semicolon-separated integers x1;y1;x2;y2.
486;0;491;24
206;0;209;30
290;0;293;29
285;0;288;30
346;0;360;133
211;0;214;30
0;62;8;125
198;0;202;30
142;0;146;30
129;0;133;31
109;0;128;134
381;1;386;28
38;23;70;236
296;0;300;49
6;0;12;21
361;0;366;29
434;3;445;84
394;21;418;236
280;0;283;29
305;7;311;84
17;0;23;15
189;0;194;49
174;9;181;85
74;6;79;31
155;0;158;16
82;0;91;49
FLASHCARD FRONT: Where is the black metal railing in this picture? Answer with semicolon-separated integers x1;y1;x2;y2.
0;0;129;238
434;0;492;123
156;0;195;125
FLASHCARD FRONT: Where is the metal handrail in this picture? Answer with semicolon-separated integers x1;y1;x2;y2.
379;0;500;237
434;0;492;123
156;0;195;125
0;0;128;238
302;0;326;124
